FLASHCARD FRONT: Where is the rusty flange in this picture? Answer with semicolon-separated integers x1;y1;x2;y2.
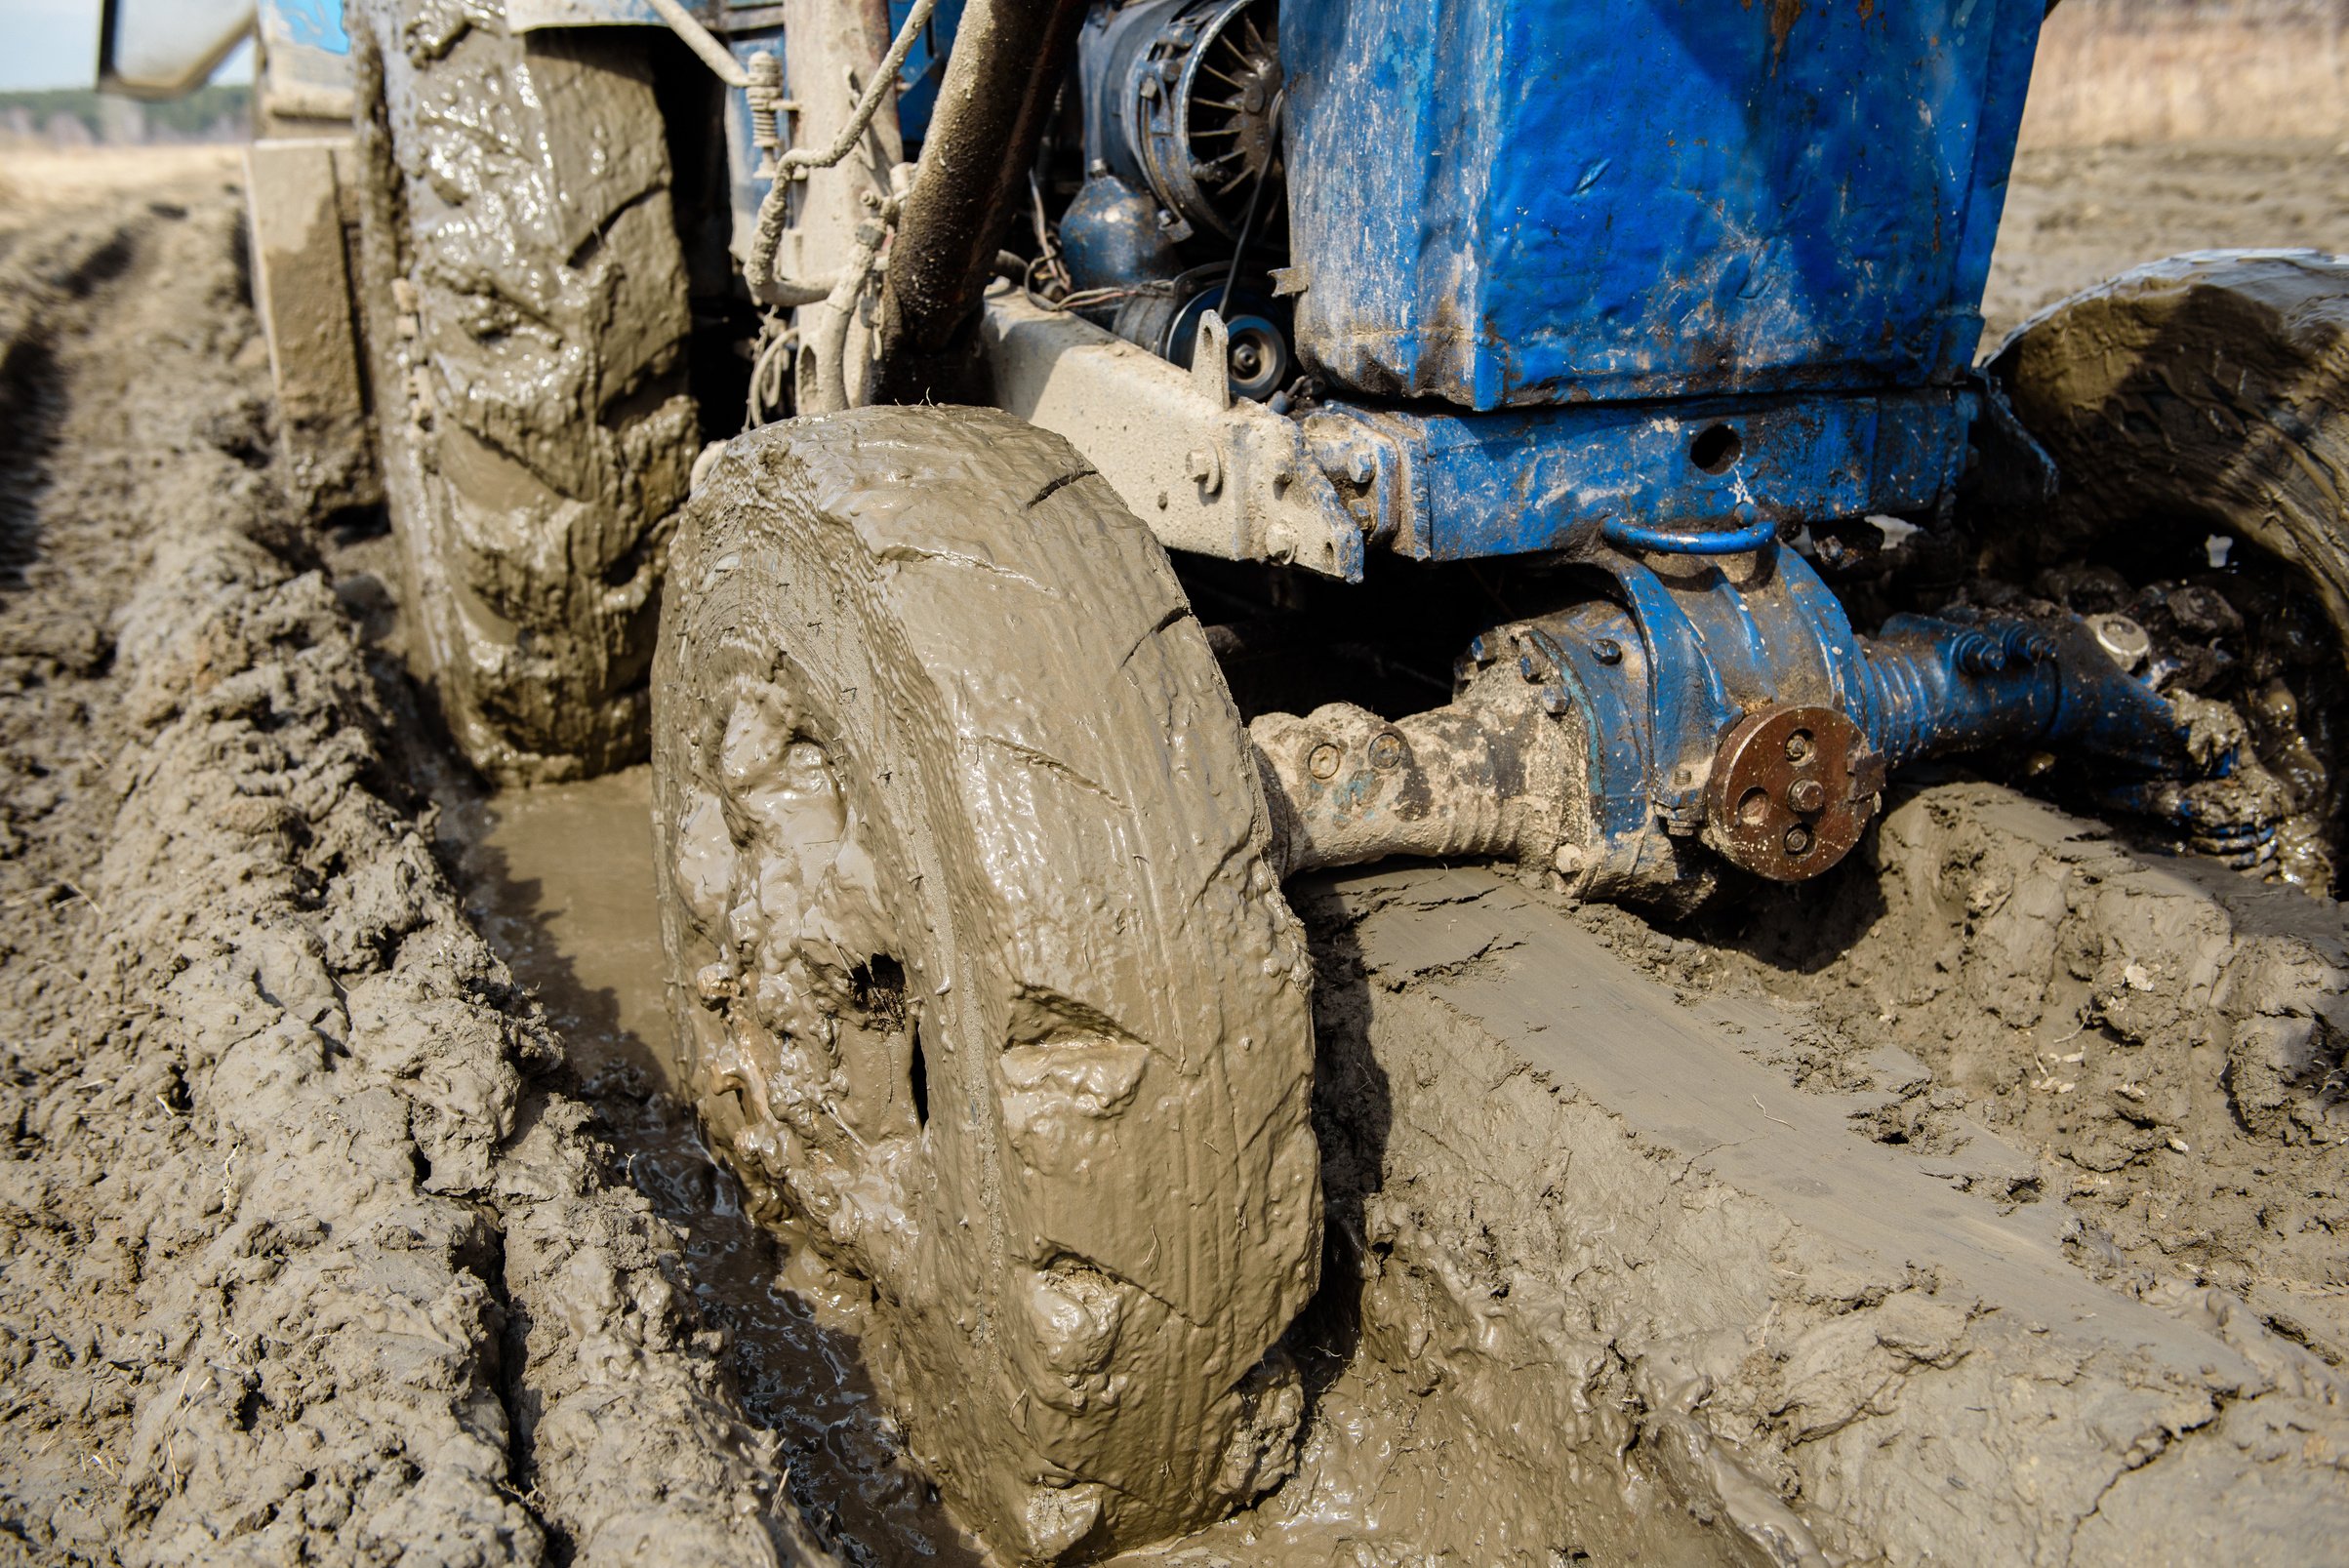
1702;704;1885;881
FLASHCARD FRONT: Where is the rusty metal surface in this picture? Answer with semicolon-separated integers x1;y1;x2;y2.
1702;705;1883;882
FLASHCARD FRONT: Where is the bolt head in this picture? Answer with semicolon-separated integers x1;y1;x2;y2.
1367;732;1405;771
1554;843;1588;876
1784;731;1814;762
1783;824;1814;856
2089;613;2152;671
1787;778;1827;813
1307;743;1342;781
1592;637;1624;665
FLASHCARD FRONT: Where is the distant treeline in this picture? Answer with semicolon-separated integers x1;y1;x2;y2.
0;86;251;146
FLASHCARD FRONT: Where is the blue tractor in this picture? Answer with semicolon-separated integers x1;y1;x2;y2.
105;0;2349;1557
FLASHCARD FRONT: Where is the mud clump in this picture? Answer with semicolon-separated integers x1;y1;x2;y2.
0;181;829;1566
1302;850;2349;1566
1724;783;2349;1360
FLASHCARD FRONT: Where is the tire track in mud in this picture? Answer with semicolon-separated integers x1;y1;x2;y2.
0;182;830;1566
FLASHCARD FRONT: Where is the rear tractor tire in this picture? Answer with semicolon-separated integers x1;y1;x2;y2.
351;3;698;781
651;407;1321;1561
1983;250;2349;887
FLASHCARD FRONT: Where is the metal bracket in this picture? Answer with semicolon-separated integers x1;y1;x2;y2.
981;289;1365;579
1191;308;1234;410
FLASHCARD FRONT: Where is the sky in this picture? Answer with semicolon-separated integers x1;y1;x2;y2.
0;0;253;93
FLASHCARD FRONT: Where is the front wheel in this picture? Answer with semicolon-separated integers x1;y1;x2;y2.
651;407;1320;1561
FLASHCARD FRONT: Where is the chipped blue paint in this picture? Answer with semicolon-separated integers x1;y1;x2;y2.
263;0;347;55
1318;387;1974;564
1281;0;2046;411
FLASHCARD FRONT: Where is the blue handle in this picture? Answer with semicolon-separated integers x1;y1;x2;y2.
1601;515;1779;555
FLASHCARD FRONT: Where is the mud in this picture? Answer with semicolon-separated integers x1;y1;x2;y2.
347;2;699;782
10;137;2349;1568
1300;853;2349;1566
0;174;828;1565
452;769;984;1566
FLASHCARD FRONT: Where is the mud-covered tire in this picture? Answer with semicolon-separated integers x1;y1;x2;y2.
1985;251;2349;880
350;4;697;781
1990;250;2349;648
650;407;1321;1561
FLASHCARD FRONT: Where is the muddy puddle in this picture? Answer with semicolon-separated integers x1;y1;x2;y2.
449;769;988;1566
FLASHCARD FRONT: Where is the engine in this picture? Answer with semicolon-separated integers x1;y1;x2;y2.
1063;0;1294;401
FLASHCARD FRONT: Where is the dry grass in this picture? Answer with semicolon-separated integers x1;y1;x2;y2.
0;145;242;213
2022;0;2349;146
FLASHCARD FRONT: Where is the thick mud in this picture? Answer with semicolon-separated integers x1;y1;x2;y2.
450;769;984;1566
7;141;2349;1568
0;169;829;1566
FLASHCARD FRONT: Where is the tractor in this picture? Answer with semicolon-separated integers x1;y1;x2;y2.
103;0;2349;1559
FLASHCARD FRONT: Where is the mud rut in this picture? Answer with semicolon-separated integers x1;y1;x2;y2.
2;162;2346;1567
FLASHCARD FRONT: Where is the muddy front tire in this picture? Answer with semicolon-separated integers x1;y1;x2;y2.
651;407;1320;1561
350;5;697;781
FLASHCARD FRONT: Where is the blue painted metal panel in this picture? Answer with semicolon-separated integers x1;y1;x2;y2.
1281;0;2046;410
1328;387;1974;563
263;0;348;54
889;0;968;142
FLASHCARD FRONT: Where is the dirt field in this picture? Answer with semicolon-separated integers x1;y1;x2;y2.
1;131;2346;1567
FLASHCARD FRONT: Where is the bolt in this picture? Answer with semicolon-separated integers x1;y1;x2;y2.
1784;731;1814;762
1787;778;1827;813
1539;686;1570;716
1592;637;1624;665
1468;634;1495;666
2089;613;2152;672
1185;445;1223;495
1554;843;1588;876
1783;824;1814;856
1367;732;1405;771
1348;450;1376;486
1307;743;1342;781
1519;654;1543;684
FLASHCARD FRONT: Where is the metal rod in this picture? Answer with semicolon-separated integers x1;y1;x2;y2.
645;0;748;89
873;0;1092;403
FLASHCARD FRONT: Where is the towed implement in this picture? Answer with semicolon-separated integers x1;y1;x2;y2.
110;0;2349;1559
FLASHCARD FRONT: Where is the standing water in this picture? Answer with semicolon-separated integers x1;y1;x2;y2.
451;769;986;1565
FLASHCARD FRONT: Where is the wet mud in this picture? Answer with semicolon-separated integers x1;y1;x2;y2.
0;171;830;1567
8;139;2349;1568
450;769;983;1566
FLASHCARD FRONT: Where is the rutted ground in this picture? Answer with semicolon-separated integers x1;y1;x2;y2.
6;139;2349;1568
0;169;828;1566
